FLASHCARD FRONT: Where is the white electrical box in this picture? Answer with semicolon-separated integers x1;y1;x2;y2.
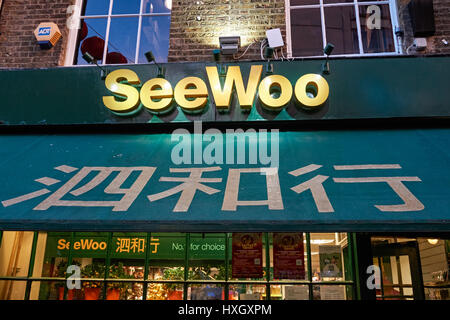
414;38;427;51
266;28;284;48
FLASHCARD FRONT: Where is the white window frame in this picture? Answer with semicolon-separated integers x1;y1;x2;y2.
285;0;401;59
64;0;171;66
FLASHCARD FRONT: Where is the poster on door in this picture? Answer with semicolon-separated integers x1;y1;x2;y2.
273;233;305;279
232;233;263;278
319;245;343;278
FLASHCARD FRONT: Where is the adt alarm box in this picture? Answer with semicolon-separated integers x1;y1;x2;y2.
34;22;62;49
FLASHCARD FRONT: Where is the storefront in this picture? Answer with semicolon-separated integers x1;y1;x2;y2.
0;56;449;301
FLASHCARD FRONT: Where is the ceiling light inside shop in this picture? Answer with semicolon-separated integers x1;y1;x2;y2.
304;240;335;245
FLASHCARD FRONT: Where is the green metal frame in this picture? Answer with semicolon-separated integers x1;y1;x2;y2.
349;233;360;300
0;231;357;300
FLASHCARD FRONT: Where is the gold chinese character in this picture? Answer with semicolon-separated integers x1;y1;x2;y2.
116;238;131;253
150;237;160;254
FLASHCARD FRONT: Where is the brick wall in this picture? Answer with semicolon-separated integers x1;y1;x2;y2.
430;0;450;54
168;0;286;63
397;0;450;55
0;0;449;69
0;0;74;69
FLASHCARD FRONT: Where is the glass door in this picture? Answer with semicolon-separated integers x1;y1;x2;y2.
372;241;425;300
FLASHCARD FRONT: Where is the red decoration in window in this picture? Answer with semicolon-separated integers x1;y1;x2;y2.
106;52;128;64
81;36;105;60
79;21;88;41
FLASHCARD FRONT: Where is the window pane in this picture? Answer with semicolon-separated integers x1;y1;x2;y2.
230;284;266;300
81;281;105;300
33;231;108;300
290;0;319;5
425;288;450;301
290;9;323;57
109;233;146;299
399;255;412;286
0;280;26;300
106;281;143;300
269;233;308;281
148;283;184;300
418;237;450;300
143;0;172;14
359;4;395;53
310;233;350;281
107;17;139;64
188;233;226;281
188;284;224;300
324;6;359;54
32;232;81;300
84;0;110;16
0;231;34;277
275;285;309;300
112;0;141;14
30;281;71;300
138;15;171;63
72;232;107;300
230;233;265;281
314;285;352;300
76;18;108;65
147;233;185;300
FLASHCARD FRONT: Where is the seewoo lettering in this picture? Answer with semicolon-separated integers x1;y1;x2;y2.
102;65;330;115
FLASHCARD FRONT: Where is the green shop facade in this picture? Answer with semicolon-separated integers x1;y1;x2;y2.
0;56;449;301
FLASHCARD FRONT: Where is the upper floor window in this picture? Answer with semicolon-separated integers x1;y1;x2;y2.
74;0;171;65
287;0;399;57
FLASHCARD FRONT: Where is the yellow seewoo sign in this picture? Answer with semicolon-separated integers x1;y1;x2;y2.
102;65;330;115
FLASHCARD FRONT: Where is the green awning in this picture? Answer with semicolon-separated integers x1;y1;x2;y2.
0;129;449;232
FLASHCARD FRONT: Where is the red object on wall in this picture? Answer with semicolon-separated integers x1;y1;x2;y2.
106;52;127;64
81;36;105;60
79;21;88;41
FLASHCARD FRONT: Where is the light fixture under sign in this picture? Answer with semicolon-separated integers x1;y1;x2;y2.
219;36;240;55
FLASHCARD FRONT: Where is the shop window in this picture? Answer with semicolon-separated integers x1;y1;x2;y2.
370;236;450;300
418;238;450;300
0;231;34;300
0;231;357;300
74;0;171;65
287;0;398;57
187;233;226;300
147;232;186;300
309;233;353;300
